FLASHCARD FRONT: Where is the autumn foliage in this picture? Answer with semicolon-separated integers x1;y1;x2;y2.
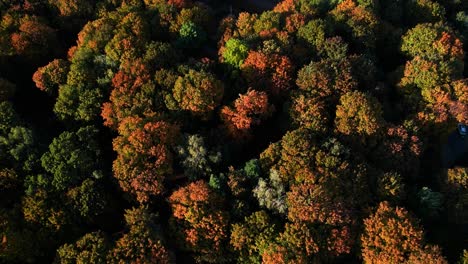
169;180;229;263
241;51;294;95
113;117;179;203
221;89;274;135
361;202;447;264
0;0;466;263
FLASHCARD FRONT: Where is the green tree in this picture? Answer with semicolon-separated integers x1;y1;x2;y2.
417;187;444;220
40;126;102;191
297;19;327;53
222;38;249;68
177;21;206;49
0;102;38;172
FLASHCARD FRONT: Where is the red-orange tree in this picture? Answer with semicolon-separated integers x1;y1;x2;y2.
33;59;69;95
361;201;447;264
221;89;274;136
101;59;154;129
168;180;229;263
241;50;294;95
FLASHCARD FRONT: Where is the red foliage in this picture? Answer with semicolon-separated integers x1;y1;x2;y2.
285;13;306;33
169;180;229;261
433;32;464;60
221;89;274;135
273;0;296;13
241;51;294;95
11;18;55;55
361;202;433;264
102;60;153;128
287;183;352;226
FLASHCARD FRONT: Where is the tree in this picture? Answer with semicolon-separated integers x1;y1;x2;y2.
0;168;19;193
222;38;249;68
417;187;444;220
443;167;468;225
168;180;229;262
330;0;379;49
101;59;154;129
297;19;327;53
0;102;38;172
230;211;278;264
377;172;406;202
0;207;42;263
405;0;445;25
374;121;422;178
177;21;206;49
33;59;69;95
40;126;102;191
55;231;110;264
143;41;179;70
361;201;447;264
289;93;329;133
22;189;70;233
113;117;179;203
253;169;287;215
108;206;173;264
48;0;93;17
318;36;349;61
9;15;58;58
104;12;149;64
401;23;463;62
172;69;224;115
241;51;294;95
221;89;274;136
335;91;384;136
175;134;221;180
458;250;468;264
296;58;357;103
281;181;355;260
399;23;465;113
66;179;108;221
262;129;316;184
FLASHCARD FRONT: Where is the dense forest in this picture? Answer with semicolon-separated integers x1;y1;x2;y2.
0;0;467;263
